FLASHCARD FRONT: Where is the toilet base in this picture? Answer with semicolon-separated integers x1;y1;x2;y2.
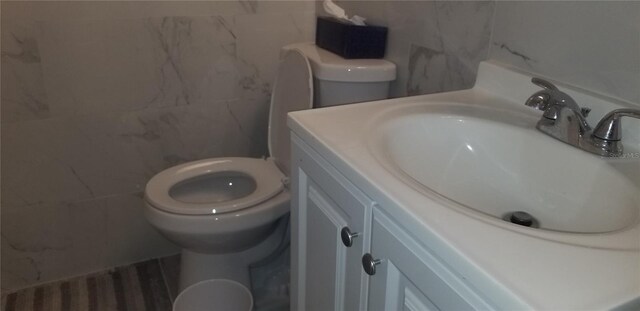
178;217;287;291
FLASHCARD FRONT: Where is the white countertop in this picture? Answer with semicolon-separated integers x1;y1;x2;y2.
288;61;640;309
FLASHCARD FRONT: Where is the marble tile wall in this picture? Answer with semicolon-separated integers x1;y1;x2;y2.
328;0;495;98
1;0;315;292
327;1;639;106
489;1;640;106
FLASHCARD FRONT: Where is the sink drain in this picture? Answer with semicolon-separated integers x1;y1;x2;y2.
503;211;539;228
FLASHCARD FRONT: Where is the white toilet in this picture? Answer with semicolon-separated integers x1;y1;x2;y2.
143;43;396;293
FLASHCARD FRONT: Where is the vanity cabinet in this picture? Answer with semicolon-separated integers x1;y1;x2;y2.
291;135;372;311
367;209;484;310
291;135;492;311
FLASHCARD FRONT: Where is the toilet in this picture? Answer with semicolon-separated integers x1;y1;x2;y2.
143;43;396;294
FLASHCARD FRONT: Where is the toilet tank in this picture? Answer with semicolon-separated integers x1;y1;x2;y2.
283;43;396;107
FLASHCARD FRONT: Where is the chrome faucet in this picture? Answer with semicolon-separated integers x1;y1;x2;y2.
525;78;592;134
525;77;640;157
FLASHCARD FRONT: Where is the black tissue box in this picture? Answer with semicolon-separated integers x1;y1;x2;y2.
315;16;388;59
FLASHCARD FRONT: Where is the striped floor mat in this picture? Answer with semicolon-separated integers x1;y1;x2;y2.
1;260;172;311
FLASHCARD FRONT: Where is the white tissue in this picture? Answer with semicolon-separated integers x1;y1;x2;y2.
323;0;367;26
350;15;366;26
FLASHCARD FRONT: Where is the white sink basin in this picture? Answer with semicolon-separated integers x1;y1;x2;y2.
369;102;640;233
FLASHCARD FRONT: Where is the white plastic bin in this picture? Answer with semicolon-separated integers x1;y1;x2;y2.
173;279;253;311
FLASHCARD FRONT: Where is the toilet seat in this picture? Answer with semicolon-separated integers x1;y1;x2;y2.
145;157;285;215
144;49;311;217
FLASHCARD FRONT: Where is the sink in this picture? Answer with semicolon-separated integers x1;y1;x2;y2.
289;60;640;308
368;102;640;234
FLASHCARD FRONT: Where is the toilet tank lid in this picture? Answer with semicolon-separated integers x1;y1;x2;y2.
283;43;396;83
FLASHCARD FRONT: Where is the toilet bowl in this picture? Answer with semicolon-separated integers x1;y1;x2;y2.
144;157;289;253
143;43;396;291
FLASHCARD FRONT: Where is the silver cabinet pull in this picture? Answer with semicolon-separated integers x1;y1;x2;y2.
362;253;382;275
340;227;359;247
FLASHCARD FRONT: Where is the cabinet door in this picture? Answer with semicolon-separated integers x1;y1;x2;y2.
291;137;372;311
367;209;493;311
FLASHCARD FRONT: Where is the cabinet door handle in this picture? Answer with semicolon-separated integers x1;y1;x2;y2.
340;227;360;247
362;253;382;275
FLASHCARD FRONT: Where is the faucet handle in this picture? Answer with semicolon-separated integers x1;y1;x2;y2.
526;77;591;121
531;77;559;91
592;108;640;141
525;78;558;111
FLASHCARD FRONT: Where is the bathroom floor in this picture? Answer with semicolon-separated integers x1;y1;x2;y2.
1;258;174;311
1;252;289;311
